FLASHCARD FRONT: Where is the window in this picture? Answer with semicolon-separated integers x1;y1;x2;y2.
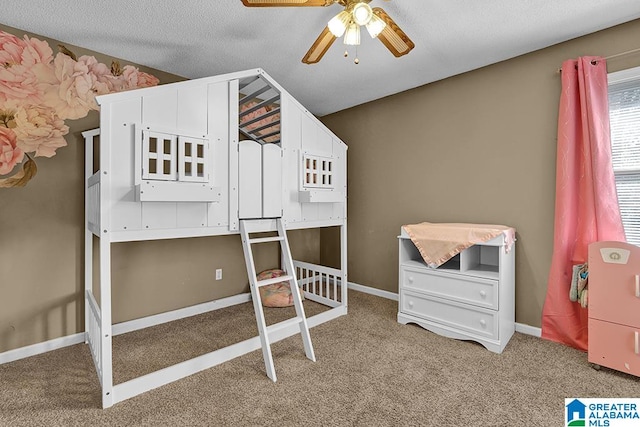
302;154;334;189
608;67;640;245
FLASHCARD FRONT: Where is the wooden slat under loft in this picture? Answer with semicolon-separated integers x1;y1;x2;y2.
237;74;282;144
258;129;280;141
239;84;273;106
239;95;280;118
248;117;281;135
239;106;281;128
239;129;281;145
239;105;281;145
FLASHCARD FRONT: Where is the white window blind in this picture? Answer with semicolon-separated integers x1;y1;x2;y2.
608;67;640;245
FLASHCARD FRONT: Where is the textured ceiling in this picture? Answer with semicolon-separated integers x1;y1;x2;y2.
3;0;640;116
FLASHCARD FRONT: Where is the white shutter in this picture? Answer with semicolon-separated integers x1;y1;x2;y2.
142;131;177;181
608;68;640;245
178;136;209;182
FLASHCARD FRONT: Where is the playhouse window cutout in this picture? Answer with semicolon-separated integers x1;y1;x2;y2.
142;130;209;183
303;154;334;189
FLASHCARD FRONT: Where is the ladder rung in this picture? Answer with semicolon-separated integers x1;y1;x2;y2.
256;274;294;288
267;317;303;334
249;236;284;244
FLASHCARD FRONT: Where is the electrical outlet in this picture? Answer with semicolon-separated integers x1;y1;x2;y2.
215;269;222;280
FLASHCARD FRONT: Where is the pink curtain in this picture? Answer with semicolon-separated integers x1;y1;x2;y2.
541;56;626;351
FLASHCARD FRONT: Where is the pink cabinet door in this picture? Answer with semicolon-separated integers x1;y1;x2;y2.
588;241;640;328
588;318;640;376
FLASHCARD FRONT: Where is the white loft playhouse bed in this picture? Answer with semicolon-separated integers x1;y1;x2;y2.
83;69;348;408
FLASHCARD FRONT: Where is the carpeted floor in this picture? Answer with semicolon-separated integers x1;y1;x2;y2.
1;290;638;426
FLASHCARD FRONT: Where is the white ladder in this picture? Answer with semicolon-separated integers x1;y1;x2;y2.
239;217;316;382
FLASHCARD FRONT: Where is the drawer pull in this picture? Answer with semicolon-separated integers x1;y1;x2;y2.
636;275;639;298
408;276;414;284
408;300;414;309
479;290;487;298
635;331;639;356
479;319;487;328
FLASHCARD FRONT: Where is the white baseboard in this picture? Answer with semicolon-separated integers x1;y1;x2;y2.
348;281;398;301
347;282;542;338
0;333;85;365
515;323;542;337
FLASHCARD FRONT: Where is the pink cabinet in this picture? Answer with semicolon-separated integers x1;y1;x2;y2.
588;241;640;377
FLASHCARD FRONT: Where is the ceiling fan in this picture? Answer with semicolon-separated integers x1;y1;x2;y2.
240;0;415;64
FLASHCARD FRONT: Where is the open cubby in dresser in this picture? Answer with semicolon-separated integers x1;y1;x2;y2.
397;227;515;353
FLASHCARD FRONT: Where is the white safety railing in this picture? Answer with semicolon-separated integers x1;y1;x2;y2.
294;260;342;308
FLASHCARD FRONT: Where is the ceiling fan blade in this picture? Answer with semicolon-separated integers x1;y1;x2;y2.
241;0;334;6
372;7;415;57
302;27;337;64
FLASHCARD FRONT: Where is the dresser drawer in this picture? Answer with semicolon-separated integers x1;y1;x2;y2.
401;266;498;310
400;291;498;340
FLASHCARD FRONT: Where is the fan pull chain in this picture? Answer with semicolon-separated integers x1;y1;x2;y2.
342;47;359;64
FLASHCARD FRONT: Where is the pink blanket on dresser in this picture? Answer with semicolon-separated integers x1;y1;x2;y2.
402;222;516;268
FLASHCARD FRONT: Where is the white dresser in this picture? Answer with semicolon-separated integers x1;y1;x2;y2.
397;228;515;353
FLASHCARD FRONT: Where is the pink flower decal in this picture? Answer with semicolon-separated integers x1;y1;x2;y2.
85;57;122;95
0;32;55;106
0;127;24;175
42;53;97;120
0;30;160;187
13;105;69;157
120;65;160;90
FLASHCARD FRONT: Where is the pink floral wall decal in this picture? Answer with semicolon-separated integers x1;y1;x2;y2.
0;30;160;187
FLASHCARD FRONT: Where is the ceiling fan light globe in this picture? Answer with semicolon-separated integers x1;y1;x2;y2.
343;22;361;45
366;14;386;38
328;10;351;37
352;2;373;26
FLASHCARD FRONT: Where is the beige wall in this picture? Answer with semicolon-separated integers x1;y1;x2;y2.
321;19;640;328
0;24;320;353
